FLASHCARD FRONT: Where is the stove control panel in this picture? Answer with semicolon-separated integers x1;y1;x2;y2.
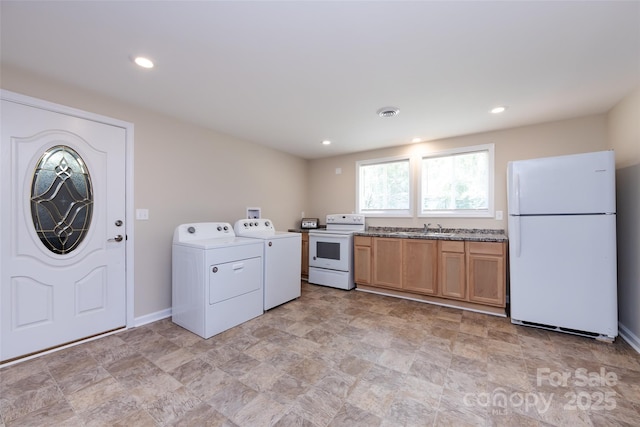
326;214;365;225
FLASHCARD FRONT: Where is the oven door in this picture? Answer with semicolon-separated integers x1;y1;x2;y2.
309;232;351;272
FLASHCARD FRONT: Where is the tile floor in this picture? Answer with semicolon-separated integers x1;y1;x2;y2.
1;282;639;426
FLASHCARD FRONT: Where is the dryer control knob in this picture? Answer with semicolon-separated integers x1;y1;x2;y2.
223;225;229;231
265;221;270;227
217;226;222;231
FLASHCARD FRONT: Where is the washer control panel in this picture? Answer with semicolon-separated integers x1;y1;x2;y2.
234;218;276;236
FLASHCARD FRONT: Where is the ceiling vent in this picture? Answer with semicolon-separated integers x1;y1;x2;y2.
377;107;400;118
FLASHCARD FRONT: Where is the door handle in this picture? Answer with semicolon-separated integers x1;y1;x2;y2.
108;235;124;242
513;172;521;215
512;217;521;257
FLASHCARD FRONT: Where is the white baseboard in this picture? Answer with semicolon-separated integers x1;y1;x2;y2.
134;308;172;327
619;322;640;354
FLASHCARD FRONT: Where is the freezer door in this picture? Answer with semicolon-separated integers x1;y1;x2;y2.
509;214;617;337
508;151;615;215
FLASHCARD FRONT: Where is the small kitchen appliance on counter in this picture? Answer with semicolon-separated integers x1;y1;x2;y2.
300;218;319;229
308;214;365;290
234;218;301;310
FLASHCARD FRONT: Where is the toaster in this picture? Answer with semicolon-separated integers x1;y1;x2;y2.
301;218;319;229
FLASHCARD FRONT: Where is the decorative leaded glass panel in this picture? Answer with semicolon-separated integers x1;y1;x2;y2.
30;145;93;254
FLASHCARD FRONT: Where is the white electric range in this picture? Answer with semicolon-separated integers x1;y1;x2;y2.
308;214;365;290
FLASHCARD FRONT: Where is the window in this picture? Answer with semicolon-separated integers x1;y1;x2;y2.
356;156;412;217
30;145;94;254
356;144;494;218
420;144;494;217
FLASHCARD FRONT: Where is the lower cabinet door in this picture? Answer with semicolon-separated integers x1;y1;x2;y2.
439;251;466;300
402;240;438;295
467;254;505;306
372;238;402;289
354;245;371;285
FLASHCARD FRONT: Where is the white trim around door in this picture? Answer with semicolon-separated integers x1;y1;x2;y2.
0;89;134;363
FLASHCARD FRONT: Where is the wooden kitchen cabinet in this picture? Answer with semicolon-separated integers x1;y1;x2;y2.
372;238;402;289
354;236;372;285
357;234;507;315
301;233;309;280
466;241;506;307
439;240;466;300
402;239;438;295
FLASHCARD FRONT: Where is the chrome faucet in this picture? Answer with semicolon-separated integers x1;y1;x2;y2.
437;223;443;233
424;223;431;233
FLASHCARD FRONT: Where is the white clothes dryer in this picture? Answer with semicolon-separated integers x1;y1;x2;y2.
172;222;263;339
234;219;301;310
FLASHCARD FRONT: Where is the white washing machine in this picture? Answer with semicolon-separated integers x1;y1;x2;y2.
234;219;301;310
172;222;264;339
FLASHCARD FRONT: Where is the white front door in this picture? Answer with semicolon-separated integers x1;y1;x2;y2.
1;95;129;362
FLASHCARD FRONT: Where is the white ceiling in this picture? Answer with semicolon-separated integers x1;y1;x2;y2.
1;1;639;159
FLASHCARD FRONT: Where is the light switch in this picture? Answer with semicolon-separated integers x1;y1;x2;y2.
495;210;503;220
335;168;342;175
136;209;149;220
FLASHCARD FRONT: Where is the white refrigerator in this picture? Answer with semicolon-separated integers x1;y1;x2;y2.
507;150;618;340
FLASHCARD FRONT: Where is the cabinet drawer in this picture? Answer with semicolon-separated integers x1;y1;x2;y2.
440;240;464;253
467;241;504;256
354;236;372;247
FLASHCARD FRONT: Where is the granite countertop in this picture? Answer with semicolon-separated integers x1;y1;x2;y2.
287;227;326;233
355;226;508;242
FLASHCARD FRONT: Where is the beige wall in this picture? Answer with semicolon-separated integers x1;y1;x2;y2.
308;115;609;232
1;65;309;319
608;86;640;168
607;86;640;349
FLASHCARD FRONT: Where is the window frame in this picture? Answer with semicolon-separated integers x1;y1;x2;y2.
418;143;495;218
355;155;413;218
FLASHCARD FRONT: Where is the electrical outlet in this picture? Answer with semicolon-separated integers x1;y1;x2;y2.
495;210;503;220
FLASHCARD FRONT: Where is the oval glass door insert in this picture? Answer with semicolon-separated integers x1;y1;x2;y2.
30;145;94;254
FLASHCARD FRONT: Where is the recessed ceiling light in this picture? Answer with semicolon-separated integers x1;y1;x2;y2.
377;107;400;118
134;56;154;69
321;140;331;145
411;137;422;143
490;106;507;114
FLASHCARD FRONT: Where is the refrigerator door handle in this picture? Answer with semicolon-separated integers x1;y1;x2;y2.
512;216;521;257
513;172;521;215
